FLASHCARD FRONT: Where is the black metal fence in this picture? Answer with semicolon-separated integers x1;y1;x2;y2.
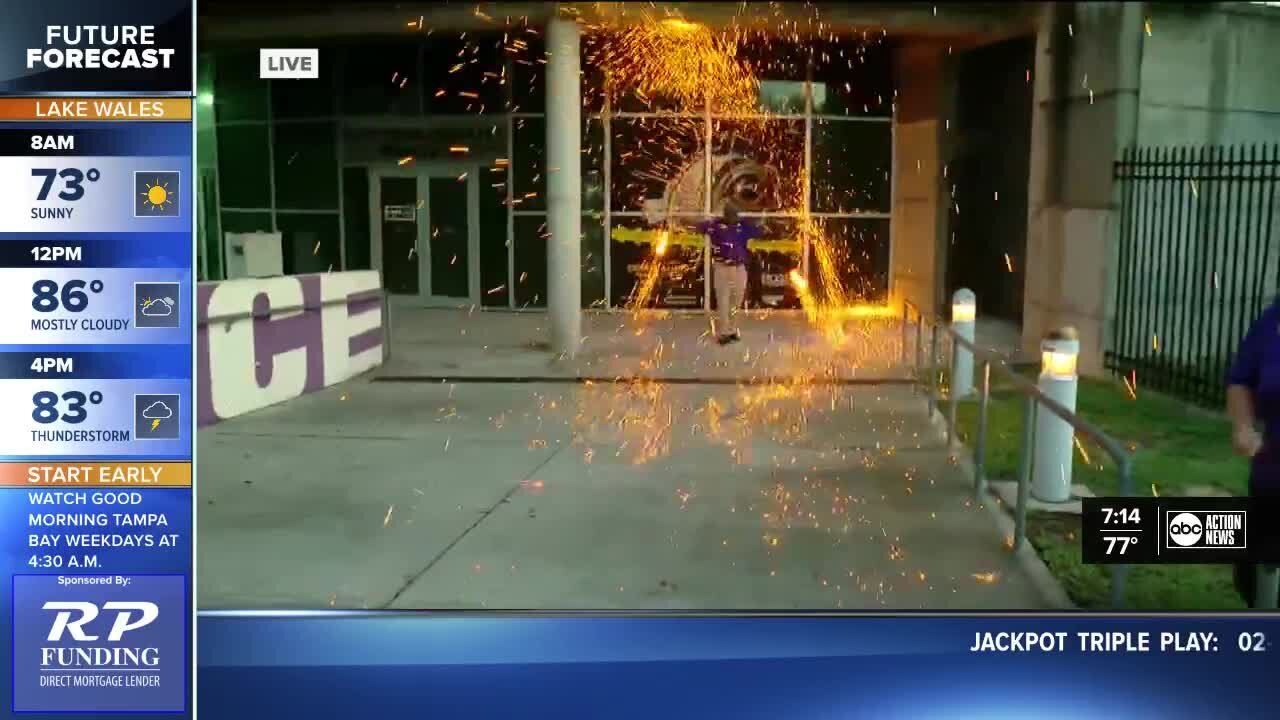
1109;143;1280;407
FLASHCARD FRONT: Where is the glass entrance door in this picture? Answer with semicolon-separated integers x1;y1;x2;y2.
378;176;420;295
373;166;479;305
426;176;470;300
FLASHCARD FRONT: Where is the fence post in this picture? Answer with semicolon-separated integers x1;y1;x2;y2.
914;314;923;388
1109;457;1135;609
928;323;939;417
951;289;976;397
946;340;960;447
901;303;909;365
1014;395;1036;551
973;360;991;499
1256;566;1280;610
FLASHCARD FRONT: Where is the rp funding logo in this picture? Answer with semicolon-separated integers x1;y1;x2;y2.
44;600;158;641
39;600;162;684
12;575;185;713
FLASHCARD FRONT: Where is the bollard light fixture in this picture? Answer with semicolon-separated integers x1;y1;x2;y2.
952;289;976;323
1032;326;1081;503
1040;327;1080;381
949;288;977;398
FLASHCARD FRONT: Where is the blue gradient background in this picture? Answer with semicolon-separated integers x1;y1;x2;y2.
0;124;190;156
0;233;192;269
193;614;1280;719
0;348;189;380
0;490;191;718
0;0;191;93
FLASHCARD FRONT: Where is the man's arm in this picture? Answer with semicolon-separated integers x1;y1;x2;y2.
1226;304;1273;457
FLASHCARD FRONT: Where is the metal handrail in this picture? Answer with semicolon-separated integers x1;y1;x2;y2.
901;299;1136;608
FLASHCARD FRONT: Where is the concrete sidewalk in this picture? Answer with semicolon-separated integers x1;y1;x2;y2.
379;305;912;382
197;331;1058;609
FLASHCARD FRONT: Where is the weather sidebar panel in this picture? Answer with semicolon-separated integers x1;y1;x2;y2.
0;2;195;717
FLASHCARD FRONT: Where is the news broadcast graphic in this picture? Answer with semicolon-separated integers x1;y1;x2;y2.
1082;497;1280;565
196;614;1280;718
0;1;194;716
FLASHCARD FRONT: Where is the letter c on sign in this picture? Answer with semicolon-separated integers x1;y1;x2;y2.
207;277;309;419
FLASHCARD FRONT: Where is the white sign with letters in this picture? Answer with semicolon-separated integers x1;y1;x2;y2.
383;205;416;222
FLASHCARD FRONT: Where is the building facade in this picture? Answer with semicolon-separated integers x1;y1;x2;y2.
196;1;1280;375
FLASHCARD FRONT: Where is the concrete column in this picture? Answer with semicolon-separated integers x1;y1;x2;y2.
1021;2;1145;375
890;41;950;318
545;17;582;356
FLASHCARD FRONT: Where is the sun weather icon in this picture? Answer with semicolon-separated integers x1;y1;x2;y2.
134;171;180;217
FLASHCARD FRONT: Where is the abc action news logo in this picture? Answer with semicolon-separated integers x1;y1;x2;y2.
1166;510;1247;550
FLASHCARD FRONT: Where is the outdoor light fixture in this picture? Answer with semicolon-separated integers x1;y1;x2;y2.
1041;348;1078;380
950;288;976;397
1032;327;1081;503
1040;327;1080;380
951;291;976;323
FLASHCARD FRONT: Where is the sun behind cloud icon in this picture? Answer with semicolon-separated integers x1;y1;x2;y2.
142;401;173;420
141;297;175;317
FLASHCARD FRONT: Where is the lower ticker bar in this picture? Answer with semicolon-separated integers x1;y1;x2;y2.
0;461;191;486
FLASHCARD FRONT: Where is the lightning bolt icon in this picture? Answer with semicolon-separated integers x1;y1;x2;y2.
150;419;161;432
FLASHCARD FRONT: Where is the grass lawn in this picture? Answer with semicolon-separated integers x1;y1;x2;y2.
953;370;1250;610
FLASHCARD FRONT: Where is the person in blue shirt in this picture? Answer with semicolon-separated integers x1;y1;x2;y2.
1226;299;1280;607
695;204;763;345
1227;300;1277;489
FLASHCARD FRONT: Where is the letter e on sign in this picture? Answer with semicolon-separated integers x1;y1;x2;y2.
260;49;320;79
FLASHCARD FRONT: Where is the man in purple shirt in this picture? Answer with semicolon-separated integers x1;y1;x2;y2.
696;204;763;345
1227;299;1278;490
1226;299;1280;606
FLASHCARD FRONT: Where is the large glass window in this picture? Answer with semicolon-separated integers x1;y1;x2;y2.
278;212;342;275
215;125;271;208
203;29;894;308
340;41;422;116
513;215;549;308
273;122;339;210
811;119;892;215
710;118;805;214
424;35;506;115
610;116;705;213
212;50;268;124
809;218;891;302
271;48;339;118
512;115;604;213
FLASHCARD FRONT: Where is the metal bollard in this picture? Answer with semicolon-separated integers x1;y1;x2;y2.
973;360;991;498
1109;458;1135;609
946;341;960;448
901;304;909;365
1014;395;1036;551
1032;329;1080;503
928;323;939;417
951;289;976;397
1256;566;1280;610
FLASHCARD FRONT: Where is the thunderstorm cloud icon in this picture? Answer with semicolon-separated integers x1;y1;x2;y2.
142;402;173;420
141;297;175;317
